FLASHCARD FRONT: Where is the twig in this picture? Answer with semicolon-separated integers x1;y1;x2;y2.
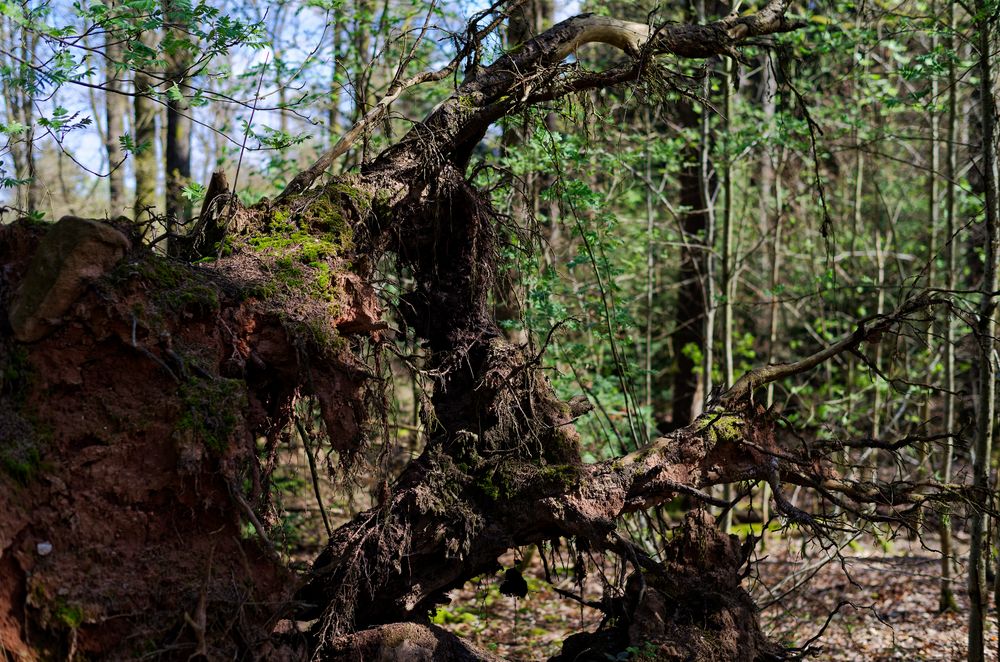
130;314;179;382
228;481;276;553
225;51;269;237
295;414;333;537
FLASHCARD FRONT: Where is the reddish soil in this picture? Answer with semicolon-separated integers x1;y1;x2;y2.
0;219;373;659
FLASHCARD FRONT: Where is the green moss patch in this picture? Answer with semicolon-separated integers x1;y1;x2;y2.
696;413;745;445
114;255;221;317
54;601;84;629
176;378;247;453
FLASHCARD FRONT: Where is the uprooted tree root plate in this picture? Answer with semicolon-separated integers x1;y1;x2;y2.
0;216;377;659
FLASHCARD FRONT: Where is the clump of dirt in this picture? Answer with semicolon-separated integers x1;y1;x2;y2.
322;622;504;661
0;217;380;659
556;510;778;662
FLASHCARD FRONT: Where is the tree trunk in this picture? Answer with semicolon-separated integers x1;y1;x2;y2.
105;34;127;214
761;54;780;538
719;52;737;532
939;0;959;614
969;2;999;658
133;32;159;232
164;0;193;255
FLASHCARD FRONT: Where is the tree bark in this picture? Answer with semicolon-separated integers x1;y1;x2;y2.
164;0;193;255
105;34;127;214
971;2;1000;658
133;31;159;232
939;0;959;614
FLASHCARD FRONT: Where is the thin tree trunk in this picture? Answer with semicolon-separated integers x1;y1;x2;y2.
720;55;736;532
939;0;959;614
872;229;884;439
133;33;159;233
164;0;192;255
645;113;657;440
672;99;712;429
918;10;940;534
700;80;716;419
105;34;127;214
761;59;780;539
970;2;999;658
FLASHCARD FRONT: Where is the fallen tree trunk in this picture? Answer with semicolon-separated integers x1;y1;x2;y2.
0;2;959;660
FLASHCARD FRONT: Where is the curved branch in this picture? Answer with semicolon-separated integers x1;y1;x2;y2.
718;293;947;408
548;2;800;62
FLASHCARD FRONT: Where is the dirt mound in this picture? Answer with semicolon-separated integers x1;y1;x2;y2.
0;218;377;659
322;622;504;661
555;511;777;662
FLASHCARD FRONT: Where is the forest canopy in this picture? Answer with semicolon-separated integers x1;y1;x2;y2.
1;0;999;660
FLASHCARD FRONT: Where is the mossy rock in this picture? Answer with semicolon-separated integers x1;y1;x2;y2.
9;217;130;342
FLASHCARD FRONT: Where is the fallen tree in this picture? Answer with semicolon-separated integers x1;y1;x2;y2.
0;2;966;660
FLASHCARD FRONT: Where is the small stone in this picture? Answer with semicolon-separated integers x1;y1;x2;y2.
36;541;53;556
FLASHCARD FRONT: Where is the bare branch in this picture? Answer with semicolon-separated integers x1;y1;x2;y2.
718;293;947;408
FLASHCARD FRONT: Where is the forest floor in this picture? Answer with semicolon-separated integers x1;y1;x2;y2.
431;528;995;661
753;531;991;661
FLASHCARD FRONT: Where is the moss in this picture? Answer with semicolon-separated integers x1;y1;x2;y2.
282;312;344;354
54;601;84;629
116;256;221;316
475;460;578;503
476;474;502;501
324;180;371;221
176;378;247;453
0;400;42;484
472;460;522;502
312;261;332;293
243;195;355;310
124;255;189;288
168;283;219;310
1;345;31;403
372;188;395;217
539;463;580;489
505;41;525;56
247;231;342;263
696;413;745;445
1;440;39;484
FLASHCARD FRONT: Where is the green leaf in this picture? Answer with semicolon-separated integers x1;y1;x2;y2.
165;83;183;102
0;121;26;136
118;133;137;154
181;182;206;202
